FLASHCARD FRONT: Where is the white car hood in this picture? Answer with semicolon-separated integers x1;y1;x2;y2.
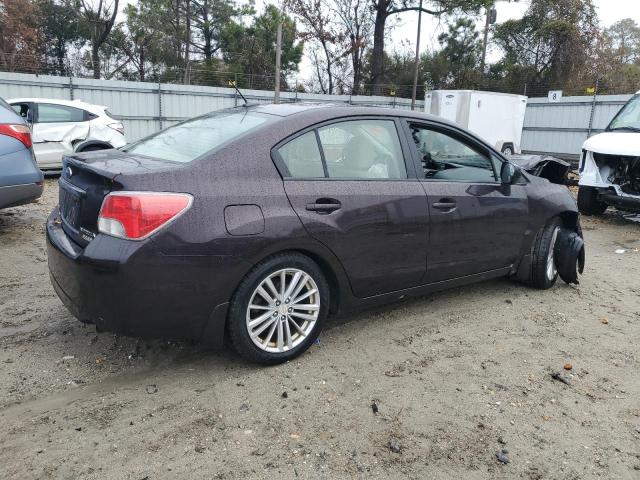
583;132;640;156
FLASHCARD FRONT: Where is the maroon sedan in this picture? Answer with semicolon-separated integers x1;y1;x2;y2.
47;104;584;364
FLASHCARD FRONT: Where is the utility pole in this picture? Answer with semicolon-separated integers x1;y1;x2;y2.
411;0;423;111
480;4;497;75
274;22;282;104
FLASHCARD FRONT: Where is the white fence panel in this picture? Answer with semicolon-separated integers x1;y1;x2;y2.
0;72;425;143
521;94;633;158
1;71;632;159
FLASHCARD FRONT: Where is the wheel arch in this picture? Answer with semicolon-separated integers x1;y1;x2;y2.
289;248;342;315
73;139;113;152
557;210;582;236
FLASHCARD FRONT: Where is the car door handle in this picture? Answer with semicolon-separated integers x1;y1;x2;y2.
306;199;342;214
432;199;457;211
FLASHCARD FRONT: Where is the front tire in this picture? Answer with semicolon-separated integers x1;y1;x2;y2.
577;186;607;216
227;252;329;365
528;218;561;290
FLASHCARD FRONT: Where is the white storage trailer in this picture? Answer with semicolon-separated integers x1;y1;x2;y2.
424;90;528;155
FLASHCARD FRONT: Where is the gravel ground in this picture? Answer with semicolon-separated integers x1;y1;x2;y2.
1;178;639;479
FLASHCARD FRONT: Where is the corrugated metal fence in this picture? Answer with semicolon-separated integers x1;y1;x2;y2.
522;94;633;159
0;72;423;142
0;71;633;159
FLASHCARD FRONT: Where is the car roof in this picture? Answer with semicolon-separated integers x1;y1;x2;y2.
7;98;107;114
249;102;459;128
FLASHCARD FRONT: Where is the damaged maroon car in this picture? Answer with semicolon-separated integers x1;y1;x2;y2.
47;104;585;364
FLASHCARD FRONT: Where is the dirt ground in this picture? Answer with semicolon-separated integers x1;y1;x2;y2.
0;178;639;480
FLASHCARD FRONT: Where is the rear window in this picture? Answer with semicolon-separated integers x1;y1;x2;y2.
123;110;274;163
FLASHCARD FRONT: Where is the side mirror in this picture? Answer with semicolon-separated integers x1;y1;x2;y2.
500;162;517;185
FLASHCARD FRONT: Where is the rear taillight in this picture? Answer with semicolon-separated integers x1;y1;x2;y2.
98;192;192;240
107;122;125;135
0;124;32;149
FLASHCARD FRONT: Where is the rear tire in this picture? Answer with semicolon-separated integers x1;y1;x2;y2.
227;252;329;365
528;218;561;290
577;186;607;216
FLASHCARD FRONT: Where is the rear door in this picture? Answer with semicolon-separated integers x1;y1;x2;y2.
31;103;90;168
274;117;429;298
403;120;529;283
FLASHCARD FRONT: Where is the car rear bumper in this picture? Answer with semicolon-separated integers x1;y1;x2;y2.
46;208;229;346
0;182;43;209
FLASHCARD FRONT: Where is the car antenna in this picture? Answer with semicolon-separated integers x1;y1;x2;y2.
228;79;248;107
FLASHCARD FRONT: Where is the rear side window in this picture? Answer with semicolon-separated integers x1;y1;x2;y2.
124;110;273;163
37;103;86;123
278;131;324;178
318;120;407;179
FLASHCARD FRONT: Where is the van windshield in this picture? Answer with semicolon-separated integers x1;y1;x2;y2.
123;109;274;162
608;94;640;132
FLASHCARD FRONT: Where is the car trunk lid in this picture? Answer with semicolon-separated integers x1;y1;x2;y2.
59;150;184;246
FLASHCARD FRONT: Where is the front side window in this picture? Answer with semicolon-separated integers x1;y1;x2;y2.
37;103;86;123
124;110;274;163
410;125;496;183
278;131;325;178
318;120;407;179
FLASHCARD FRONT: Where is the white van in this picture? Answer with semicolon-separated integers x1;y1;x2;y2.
578;91;640;215
424;90;528;155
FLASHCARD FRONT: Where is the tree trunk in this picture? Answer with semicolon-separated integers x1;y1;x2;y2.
92;44;100;79
371;2;388;95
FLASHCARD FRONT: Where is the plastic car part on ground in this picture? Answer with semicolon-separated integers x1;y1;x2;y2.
554;228;585;285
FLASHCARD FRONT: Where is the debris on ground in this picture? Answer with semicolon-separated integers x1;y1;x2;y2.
550;372;571;386
389;437;401;453
371;401;379;415
145;384;158;394
496;449;510;464
281;391;288;399
564;363;573;370
600;317;609;325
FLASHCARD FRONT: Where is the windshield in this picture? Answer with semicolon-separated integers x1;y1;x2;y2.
123;109;274;162
608;94;640;131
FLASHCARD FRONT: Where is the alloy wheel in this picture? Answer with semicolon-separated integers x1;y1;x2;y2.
546;226;559;281
246;268;320;353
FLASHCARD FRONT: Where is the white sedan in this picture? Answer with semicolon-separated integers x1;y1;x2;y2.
8;98;127;171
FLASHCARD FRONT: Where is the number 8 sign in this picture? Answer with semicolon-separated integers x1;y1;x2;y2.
548;90;563;103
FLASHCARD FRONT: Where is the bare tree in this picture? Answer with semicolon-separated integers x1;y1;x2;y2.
286;0;343;94
80;0;120;78
332;0;374;94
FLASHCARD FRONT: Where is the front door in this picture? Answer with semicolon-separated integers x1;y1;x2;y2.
275;118;429;298
405;121;529;283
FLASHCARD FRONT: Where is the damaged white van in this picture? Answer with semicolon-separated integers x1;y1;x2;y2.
578;91;640;215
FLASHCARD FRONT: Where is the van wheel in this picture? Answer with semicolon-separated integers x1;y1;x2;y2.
227;252;329;365
528;218;561;290
501;145;514;156
577;187;607;216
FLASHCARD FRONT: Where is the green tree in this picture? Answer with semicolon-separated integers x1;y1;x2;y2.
434;17;481;87
369;0;491;93
492;0;599;91
38;0;85;75
220;5;304;88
